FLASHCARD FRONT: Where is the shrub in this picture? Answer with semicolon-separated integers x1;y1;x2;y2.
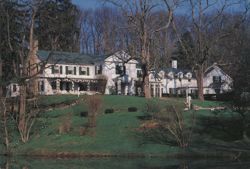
58;113;72;134
153;106;195;148
105;109;114;114
79;127;88;136
128;107;137;112
80;111;88;117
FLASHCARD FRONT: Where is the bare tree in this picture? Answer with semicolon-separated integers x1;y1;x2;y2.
172;0;248;100
104;0;177;98
154;106;196;148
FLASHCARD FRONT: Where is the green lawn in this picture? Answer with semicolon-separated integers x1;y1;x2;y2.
38;94;83;107
14;95;181;155
1;95;249;157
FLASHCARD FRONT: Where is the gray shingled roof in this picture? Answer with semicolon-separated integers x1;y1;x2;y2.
37;50;105;65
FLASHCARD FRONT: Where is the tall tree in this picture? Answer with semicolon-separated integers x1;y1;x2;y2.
105;0;177;98
36;0;80;51
172;0;245;101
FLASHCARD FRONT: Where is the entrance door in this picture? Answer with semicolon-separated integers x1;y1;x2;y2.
66;82;70;92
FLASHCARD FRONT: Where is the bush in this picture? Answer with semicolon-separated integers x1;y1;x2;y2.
79;127;88;136
80;111;88;117
128;107;137;112
58;113;72;134
105;109;114;114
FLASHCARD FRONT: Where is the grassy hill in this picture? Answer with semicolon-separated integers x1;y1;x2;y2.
1;95;250;158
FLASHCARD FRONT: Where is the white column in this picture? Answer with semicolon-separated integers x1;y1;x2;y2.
160;84;162;98
125;85;128;95
71;81;74;92
87;81;90;91
56;79;60;93
131;80;135;95
117;79;121;94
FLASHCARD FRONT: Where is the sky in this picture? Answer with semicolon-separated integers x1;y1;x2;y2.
72;0;103;9
72;0;247;14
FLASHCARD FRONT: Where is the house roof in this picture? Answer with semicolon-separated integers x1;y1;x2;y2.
37;50;105;65
204;63;232;80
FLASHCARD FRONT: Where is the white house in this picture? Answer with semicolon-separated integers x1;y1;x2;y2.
149;59;233;97
6;48;233;98
203;63;233;94
37;50;106;95
32;50;142;96
149;59;197;97
102;51;142;95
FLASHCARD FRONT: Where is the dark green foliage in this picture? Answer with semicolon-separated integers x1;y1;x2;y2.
196;114;244;141
173;31;194;70
104;109;114;114
128;107;137;112
80;111;88;117
36;0;80;51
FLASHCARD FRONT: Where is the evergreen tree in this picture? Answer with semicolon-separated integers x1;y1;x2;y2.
36;0;80;51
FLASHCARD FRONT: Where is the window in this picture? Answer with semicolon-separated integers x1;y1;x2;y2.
116;65;123;74
52;65;59;74
79;67;87;75
74;67;77;75
36;64;39;72
60;66;63;74
206;89;209;94
66;66;73;75
213;76;221;84
39;81;44;92
169;88;176;94
13;84;17;92
87;67;90;76
51;81;57;90
95;65;102;75
137;70;142;78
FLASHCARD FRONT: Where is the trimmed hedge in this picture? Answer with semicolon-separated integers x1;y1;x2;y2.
128;107;137;112
105;109;114;114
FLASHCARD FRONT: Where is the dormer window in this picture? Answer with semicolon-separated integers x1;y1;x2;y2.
178;72;183;80
186;73;192;82
168;72;174;79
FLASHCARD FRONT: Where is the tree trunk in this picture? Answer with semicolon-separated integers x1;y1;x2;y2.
144;74;151;98
3;100;10;152
18;84;27;141
196;67;204;101
0;98;10;152
0;57;2;97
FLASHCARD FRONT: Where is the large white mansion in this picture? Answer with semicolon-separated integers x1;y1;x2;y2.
7;49;233;98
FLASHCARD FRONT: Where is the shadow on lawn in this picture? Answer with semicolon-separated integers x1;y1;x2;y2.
195;110;248;142
136;109;250;150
